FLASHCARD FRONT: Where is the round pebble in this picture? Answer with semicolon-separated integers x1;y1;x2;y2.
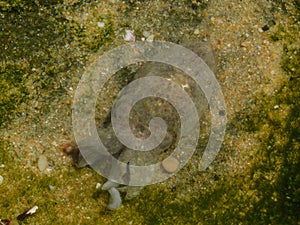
38;155;48;172
0;175;3;185
162;157;180;173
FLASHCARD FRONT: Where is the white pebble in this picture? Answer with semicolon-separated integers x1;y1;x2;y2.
0;175;3;184
97;21;105;28
49;185;55;191
96;182;101;189
38;155;48;172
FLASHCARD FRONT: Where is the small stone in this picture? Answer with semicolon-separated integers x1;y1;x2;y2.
124;30;135;42
274;105;279;109
219;110;226;116
38;155;48;172
162;157;180;173
262;24;270;31
146;34;154;42
142;30;150;38
194;28;200;35
0;175;3;185
96;183;101;189
49;185;55;191
240;42;249;48
258;28;264;33
97;21;105;28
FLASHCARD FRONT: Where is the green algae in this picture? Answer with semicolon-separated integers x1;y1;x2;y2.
0;1;70;65
239;79;300;224
282;48;300;79
0;65;28;127
69;15;115;52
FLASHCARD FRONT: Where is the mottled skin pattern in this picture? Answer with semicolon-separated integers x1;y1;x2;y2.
62;41;216;209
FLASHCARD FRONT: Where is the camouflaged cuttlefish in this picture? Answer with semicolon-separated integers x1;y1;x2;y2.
62;40;216;210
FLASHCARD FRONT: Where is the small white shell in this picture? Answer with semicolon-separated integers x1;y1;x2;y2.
27;205;38;215
124;30;135;42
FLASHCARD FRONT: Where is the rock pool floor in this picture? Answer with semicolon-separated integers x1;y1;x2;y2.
0;0;299;224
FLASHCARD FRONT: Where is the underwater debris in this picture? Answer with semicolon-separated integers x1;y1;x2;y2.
16;206;38;221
